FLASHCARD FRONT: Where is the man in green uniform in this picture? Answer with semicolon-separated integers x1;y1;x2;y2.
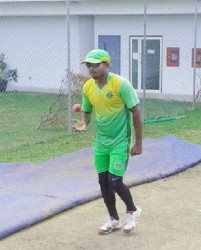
72;49;142;234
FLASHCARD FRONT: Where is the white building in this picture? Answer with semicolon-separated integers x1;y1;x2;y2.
0;0;201;100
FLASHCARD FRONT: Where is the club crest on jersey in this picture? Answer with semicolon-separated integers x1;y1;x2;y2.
106;91;113;99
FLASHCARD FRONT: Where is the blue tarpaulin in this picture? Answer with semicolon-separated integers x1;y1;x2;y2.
0;135;201;239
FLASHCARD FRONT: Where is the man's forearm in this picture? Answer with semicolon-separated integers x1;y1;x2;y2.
131;105;143;145
81;111;92;126
133;114;142;145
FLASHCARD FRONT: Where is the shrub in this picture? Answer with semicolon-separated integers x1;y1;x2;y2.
0;53;18;92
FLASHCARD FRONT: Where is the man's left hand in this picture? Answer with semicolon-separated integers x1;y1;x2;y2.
130;143;142;156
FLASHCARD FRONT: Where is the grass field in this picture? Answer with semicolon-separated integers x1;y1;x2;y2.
0;92;200;163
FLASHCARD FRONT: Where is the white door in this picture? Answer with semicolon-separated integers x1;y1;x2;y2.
130;36;162;92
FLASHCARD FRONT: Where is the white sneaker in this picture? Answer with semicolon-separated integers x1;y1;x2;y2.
98;217;122;235
123;207;141;233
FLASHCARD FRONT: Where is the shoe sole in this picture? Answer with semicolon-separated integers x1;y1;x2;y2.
98;226;122;235
123;228;134;234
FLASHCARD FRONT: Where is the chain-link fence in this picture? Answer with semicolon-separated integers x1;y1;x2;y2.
0;0;201;157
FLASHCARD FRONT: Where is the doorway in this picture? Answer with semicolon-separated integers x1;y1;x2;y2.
130;36;162;91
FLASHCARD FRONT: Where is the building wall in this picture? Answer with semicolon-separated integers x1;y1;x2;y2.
0;0;201;96
0;15;82;92
79;16;94;76
94;14;201;95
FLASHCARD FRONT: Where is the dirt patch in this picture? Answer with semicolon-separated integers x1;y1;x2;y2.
1;164;201;250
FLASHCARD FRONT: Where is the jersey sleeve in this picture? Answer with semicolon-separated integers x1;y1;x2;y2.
81;92;93;113
119;81;140;109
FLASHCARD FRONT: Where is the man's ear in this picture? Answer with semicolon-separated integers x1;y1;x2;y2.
104;61;111;67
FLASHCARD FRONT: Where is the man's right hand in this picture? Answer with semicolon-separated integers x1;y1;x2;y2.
72;119;86;132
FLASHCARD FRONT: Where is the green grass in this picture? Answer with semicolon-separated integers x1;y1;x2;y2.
143;108;201;144
0;92;200;163
143;99;193;119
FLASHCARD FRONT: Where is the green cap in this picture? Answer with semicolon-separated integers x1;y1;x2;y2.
81;49;110;64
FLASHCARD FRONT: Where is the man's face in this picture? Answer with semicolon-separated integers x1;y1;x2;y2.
85;62;108;79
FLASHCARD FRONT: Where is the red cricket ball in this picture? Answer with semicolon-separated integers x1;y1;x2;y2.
72;103;81;113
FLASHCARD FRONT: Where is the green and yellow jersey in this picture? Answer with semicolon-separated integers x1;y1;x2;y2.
82;73;140;147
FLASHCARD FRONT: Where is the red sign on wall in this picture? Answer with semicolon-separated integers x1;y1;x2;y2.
167;47;180;67
192;48;201;68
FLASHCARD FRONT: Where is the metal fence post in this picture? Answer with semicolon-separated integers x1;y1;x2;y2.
66;0;72;133
142;0;147;120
